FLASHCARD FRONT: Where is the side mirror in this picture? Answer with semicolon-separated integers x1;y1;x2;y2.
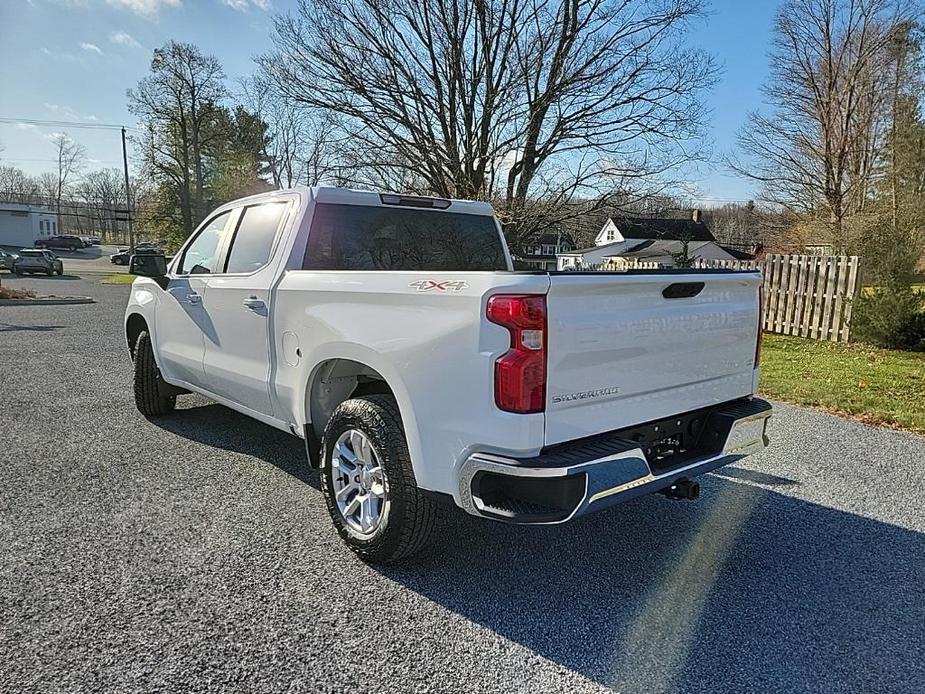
130;253;169;288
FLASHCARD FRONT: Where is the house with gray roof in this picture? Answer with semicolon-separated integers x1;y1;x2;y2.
556;210;740;269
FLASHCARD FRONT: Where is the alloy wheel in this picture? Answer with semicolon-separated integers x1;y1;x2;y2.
331;429;390;538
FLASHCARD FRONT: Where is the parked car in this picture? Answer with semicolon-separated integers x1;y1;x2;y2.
35;235;84;252
110;246;163;265
13;249;63;276
0;249;18;271
125;187;772;563
78;236;95;247
86;236;101;245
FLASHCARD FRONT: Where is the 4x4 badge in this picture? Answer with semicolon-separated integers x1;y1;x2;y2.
408;279;469;292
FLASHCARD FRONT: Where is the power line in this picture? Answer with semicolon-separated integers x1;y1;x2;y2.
0;117;136;131
1;157;125;166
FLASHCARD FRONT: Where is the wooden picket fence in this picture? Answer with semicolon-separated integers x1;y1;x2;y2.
693;254;863;342
602;257;659;271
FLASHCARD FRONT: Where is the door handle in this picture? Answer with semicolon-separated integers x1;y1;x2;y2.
243;296;265;311
186;293;202;305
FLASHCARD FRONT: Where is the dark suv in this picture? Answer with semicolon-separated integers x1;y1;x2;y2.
13;249;64;276
35;235;84;251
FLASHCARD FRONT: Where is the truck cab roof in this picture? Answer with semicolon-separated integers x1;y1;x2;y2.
216;186;497;218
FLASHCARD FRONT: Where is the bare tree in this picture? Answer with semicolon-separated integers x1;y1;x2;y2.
76;169;127;239
128;41;227;238
730;0;916;252
260;0;716;249
49;133;86;220
240;74;341;188
0;165;41;202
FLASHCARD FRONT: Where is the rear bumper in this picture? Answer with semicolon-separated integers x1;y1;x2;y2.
458;397;772;524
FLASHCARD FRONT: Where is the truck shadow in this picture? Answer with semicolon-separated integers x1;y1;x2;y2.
151;400;319;488
382;480;925;693
147;401;924;692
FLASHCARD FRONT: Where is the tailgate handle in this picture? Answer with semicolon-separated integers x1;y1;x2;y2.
662;282;705;299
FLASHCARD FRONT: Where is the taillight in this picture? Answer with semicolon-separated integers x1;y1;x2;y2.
755;284;764;366
486;294;547;413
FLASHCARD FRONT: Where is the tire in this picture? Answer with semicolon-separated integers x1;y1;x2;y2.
13;267;21;276
133;330;176;416
320;394;437;563
46;269;53;276
56;267;63;276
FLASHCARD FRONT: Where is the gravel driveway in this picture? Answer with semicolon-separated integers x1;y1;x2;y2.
2;276;923;693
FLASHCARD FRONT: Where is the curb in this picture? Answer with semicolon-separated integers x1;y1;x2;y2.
0;296;96;306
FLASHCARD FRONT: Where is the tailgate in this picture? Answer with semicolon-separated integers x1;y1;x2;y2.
544;271;761;445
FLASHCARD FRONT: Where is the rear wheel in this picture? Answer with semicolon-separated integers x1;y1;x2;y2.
55;266;63;276
320;395;437;563
133;330;175;416
45;268;53;276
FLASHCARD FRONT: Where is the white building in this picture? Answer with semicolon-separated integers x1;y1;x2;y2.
0;202;59;249
557;211;741;270
517;233;575;270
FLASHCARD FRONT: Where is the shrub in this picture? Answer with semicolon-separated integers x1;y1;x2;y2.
0;286;36;300
851;287;925;350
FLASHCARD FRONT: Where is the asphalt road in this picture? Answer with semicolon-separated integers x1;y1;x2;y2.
2;275;923;693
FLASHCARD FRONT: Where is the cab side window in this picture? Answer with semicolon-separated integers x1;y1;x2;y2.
178;211;232;275
223;202;288;274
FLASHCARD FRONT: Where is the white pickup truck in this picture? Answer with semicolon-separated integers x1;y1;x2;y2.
124;186;771;562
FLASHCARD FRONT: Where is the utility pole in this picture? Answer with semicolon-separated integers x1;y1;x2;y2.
121;127;134;253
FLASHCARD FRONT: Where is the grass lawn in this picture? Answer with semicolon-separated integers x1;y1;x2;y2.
100;273;136;285
760;334;925;434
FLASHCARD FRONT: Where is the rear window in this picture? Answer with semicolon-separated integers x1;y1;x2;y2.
21;250;42;257
302;203;507;271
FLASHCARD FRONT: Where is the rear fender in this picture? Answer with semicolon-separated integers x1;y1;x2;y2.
299;343;422;478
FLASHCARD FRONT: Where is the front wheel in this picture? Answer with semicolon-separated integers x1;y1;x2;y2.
320;395;438;563
133;330;176;416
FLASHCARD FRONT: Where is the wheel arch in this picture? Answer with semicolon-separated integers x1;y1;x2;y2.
304;357;399;442
125;312;149;359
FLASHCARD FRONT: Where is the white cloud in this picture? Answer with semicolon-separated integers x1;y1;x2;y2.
15;123;38;131
222;0;269;10
44;103;97;122
109;31;142;48
107;0;181;17
80;42;104;55
44;103;79;120
40;47;79;63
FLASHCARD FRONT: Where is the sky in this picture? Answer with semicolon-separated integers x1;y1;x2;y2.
0;0;780;205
